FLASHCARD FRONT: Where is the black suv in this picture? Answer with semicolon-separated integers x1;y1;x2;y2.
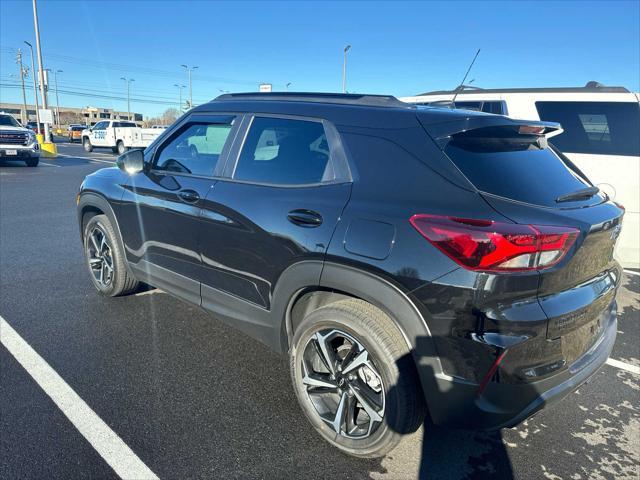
77;93;622;457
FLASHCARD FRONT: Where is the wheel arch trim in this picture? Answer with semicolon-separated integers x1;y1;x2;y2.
77;192;134;276
276;261;446;376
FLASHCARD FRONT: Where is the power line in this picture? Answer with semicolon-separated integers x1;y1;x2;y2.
1;45;264;87
0;82;186;107
0;77;212;104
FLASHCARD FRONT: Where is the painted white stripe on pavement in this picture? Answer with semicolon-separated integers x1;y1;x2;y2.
133;289;164;297
40;162;61;168
89;158;116;165
0;316;158;480
606;358;640;375
623;269;639;277
56;154;116;165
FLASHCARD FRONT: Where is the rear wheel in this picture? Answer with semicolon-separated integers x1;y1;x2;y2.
290;299;424;458
116;140;127;155
83;137;93;152
83;214;139;296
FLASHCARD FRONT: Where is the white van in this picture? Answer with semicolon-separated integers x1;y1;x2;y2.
402;83;640;269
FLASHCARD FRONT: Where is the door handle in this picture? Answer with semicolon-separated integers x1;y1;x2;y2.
287;209;323;227
178;189;200;203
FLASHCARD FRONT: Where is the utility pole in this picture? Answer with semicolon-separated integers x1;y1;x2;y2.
174;84;185;112
181;65;198;109
53;69;62;127
120;77;134;119
342;44;351;93
16;49;29;124
32;0;50;142
23;41;40;130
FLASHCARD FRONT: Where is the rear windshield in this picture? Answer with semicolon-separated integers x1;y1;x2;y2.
443;126;600;207
535;101;640;156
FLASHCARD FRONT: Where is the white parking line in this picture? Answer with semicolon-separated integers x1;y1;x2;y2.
623;269;639;277
40;162;61;168
55;154;116;165
133;288;164;297
0;315;158;480
89;158;116;165
606;358;640;375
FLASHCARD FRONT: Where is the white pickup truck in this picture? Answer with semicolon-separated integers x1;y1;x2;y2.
82;120;163;155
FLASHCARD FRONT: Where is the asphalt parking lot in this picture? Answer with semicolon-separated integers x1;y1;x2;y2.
1;141;639;480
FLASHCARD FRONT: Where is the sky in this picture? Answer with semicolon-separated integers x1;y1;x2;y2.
1;0;639;118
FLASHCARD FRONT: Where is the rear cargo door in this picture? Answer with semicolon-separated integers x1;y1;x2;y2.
427;120;624;347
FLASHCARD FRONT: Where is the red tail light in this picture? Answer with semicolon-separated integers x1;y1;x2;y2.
409;214;579;272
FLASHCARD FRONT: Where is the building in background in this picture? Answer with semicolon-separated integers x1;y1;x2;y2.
0;102;143;125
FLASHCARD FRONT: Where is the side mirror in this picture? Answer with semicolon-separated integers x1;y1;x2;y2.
116;149;145;174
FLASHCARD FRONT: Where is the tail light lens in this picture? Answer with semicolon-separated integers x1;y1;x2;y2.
409;214;579;272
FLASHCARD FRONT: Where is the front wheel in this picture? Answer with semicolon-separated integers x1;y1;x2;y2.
25;157;39;167
83;214;139;296
83;138;93;152
289;299;424;458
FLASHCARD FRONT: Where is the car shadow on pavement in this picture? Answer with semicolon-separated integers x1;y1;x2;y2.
386;336;518;480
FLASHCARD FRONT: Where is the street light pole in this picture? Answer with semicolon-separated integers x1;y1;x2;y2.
23;41;40;129
120;77;134;120
342;44;351;93
32;0;50;141
16;49;29;124
181;65;198;109
174;84;185;112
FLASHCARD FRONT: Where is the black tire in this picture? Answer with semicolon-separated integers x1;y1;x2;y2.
83;214;139;297
83;137;93;152
25;157;39;167
116;140;126;155
290;298;424;458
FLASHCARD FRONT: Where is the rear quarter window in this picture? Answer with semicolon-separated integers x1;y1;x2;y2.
535;101;640;156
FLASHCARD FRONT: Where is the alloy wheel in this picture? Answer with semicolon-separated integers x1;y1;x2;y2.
301;328;385;439
87;226;114;287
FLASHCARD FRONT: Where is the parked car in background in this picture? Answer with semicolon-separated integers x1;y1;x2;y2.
26;121;55;142
0;113;40;166
401;82;640;269
68;125;85;143
81;120;164;154
77;92;623;458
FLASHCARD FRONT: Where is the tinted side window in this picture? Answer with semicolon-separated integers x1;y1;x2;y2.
535;101;640;156
154;121;234;176
234;117;332;185
93;122;107;130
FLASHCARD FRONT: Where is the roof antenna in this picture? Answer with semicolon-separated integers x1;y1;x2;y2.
452;48;481;103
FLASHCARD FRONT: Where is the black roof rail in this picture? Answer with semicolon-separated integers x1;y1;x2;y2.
213;92;412;108
416;81;631;96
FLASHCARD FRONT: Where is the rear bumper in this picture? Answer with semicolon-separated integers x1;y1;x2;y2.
421;301;617;430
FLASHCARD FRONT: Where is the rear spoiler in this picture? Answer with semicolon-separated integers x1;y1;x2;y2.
418;112;563;148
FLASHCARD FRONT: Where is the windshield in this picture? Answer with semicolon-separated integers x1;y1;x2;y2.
535;101;640;156
0;115;21;127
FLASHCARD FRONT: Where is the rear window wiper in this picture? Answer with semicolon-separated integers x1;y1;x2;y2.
555;186;600;203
